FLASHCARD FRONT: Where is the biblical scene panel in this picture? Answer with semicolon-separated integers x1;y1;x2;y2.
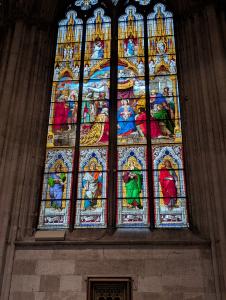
117;99;147;145
51;81;80;103
84;63;110;80
150;117;181;145
82;79;110;100
47;125;76;148
117;146;149;227
39;149;74;229
80;121;109;146
81;100;109;123
75;148;108;228
49;101;78;125
117;77;146;99
118;62;145;78
152;145;187;227
149;78;181;144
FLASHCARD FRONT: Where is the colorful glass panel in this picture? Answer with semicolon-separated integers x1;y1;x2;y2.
117;6;149;227
148;4;188;227
117;146;149;227
38;11;83;229
38;149;74;229
75;0;98;10
75;148;108;227
75;8;111;228
39;3;189;230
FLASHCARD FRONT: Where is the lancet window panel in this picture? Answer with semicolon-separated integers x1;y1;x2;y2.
38;1;189;231
75;7;111;228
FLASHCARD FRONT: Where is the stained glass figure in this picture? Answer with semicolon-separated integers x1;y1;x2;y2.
117;99;146;145
39;149;74;229
75;148;108;227
117;147;149;227
152;146;188;227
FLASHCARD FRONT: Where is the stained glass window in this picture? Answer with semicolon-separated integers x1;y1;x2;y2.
38;1;189;230
38;11;82;229
147;4;187;227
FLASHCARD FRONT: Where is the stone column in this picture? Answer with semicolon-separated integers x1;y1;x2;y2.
0;1;60;297
176;4;226;299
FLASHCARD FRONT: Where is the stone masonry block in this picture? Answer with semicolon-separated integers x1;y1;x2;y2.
36;260;75;275
15;250;53;261
138;276;163;293
60;275;82;292
34;292;46;300
10;292;35;300
42;291;86;300
13;259;36;275
11;275;40;292
40;275;60;292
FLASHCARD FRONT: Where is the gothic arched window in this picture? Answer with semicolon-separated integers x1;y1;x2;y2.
38;0;189;230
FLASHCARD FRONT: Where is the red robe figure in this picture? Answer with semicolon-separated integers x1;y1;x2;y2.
159;159;178;209
53;95;70;131
135;108;162;138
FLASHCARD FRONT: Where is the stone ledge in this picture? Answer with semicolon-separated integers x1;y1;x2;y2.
34;231;65;241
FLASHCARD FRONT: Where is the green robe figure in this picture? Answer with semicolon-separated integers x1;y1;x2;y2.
123;158;143;209
153;104;175;135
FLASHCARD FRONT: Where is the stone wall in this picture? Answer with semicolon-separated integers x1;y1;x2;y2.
10;246;215;300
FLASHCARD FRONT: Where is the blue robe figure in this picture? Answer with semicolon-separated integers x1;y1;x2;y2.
126;39;135;57
150;92;167;109
48;172;66;209
117;102;136;135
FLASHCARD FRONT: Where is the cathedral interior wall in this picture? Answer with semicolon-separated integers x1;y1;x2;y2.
0;0;225;299
9;246;215;300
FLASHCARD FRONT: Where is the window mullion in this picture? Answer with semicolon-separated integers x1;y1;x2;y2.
70;18;87;231
143;12;155;230
107;7;118;229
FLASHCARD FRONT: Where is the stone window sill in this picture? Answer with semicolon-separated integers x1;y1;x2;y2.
15;228;210;248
